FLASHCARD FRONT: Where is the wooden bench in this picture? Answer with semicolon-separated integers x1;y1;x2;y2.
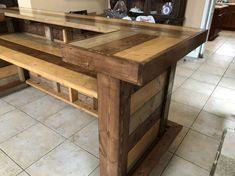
0;38;98;117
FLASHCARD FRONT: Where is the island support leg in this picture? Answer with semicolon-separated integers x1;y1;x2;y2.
97;73;134;176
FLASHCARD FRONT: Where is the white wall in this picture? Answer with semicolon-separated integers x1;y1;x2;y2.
18;0;108;14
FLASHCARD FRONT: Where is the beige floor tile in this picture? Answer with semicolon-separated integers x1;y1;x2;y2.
161;156;209;176
3;87;46;107
192;111;235;140
219;77;235;90
89;167;100;176
207;53;234;63
20;96;67;122
191;71;221;85
168;102;200;128
27;141;99;176
0;110;37;144
176;130;219;171
168;127;189;153
150;152;173;176
0;150;22;176
229;63;235;70
172;88;209;109
177;59;202;70
0;123;64;169
212;86;235;103
70;120;99;158
224;68;235;79
173;75;187;88
215;44;235;57
198;64;226;76
44;106;94;138
0;100;15;116
204;97;235;122
175;67;194;77
17;172;30;176
181;79;215;96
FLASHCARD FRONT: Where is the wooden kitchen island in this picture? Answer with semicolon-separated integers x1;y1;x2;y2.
0;8;207;176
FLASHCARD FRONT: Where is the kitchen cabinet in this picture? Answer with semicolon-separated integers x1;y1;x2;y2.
223;5;235;30
209;6;229;41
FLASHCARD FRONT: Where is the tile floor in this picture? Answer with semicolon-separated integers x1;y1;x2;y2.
0;30;235;176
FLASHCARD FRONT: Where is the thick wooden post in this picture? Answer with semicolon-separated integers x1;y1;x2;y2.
98;73;133;176
159;64;176;136
44;26;54;41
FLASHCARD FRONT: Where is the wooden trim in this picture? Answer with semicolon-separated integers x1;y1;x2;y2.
98;73;134;176
26;79;98;117
159;64;176;136
130;121;182;176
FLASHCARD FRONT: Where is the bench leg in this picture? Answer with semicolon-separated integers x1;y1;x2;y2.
69;87;78;102
17;67;29;82
97;73;134;176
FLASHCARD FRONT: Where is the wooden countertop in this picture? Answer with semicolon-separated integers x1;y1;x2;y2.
1;7;208;85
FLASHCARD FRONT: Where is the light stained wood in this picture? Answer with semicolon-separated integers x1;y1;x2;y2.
131;72;167;115
0;33;62;57
44;26;53;41
52;81;60;92
71;31;136;49
26;79;98;117
62;29;69;43
114;37;183;63
0;65;18;79
69;87;78;102
0;45;97;98
128;120;160;168
17;67;26;81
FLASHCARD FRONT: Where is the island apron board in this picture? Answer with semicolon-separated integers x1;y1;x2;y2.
0;7;207;176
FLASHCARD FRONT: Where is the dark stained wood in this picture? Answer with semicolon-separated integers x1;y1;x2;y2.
131;121;182;176
63;45;140;85
98;73;134;176
159;64;176;136
91;34;157;55
128;105;162;151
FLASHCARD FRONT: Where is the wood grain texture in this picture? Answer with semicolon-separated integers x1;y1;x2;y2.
98;73;134;176
0;65;18;79
0;45;98;98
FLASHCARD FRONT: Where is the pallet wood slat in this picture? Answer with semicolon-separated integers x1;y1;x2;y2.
0;65;18;79
17;67;26;81
0;45;98;99
69;87;78;102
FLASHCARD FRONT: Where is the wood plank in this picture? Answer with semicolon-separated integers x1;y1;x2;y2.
17;67;26;81
130;72;167;115
62;29;69;43
63;45;140;85
130;90;164;134
90;34;157;55
0;38;95;77
0;65;18;79
0;33;62;57
0;45;98;98
71;31;136;49
159;64;176;136
0;13;5;21
69;87;78;102
52;82;61;92
128;120;160;168
26;79;98;117
98;73;134;176
129;106;162;151
44;26;53;41
114;37;183;62
131;121;182;176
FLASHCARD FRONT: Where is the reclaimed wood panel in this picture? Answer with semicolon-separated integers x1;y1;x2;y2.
0;33;62;57
0;65;18;79
130;71;167;115
0;45;98;98
128;120;160;168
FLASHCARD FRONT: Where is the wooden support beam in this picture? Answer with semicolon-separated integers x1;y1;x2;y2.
98;73;134;176
52;82;61;93
17;67;26;82
69;87;78;102
62;29;69;43
44;26;54;41
159;64;176;136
